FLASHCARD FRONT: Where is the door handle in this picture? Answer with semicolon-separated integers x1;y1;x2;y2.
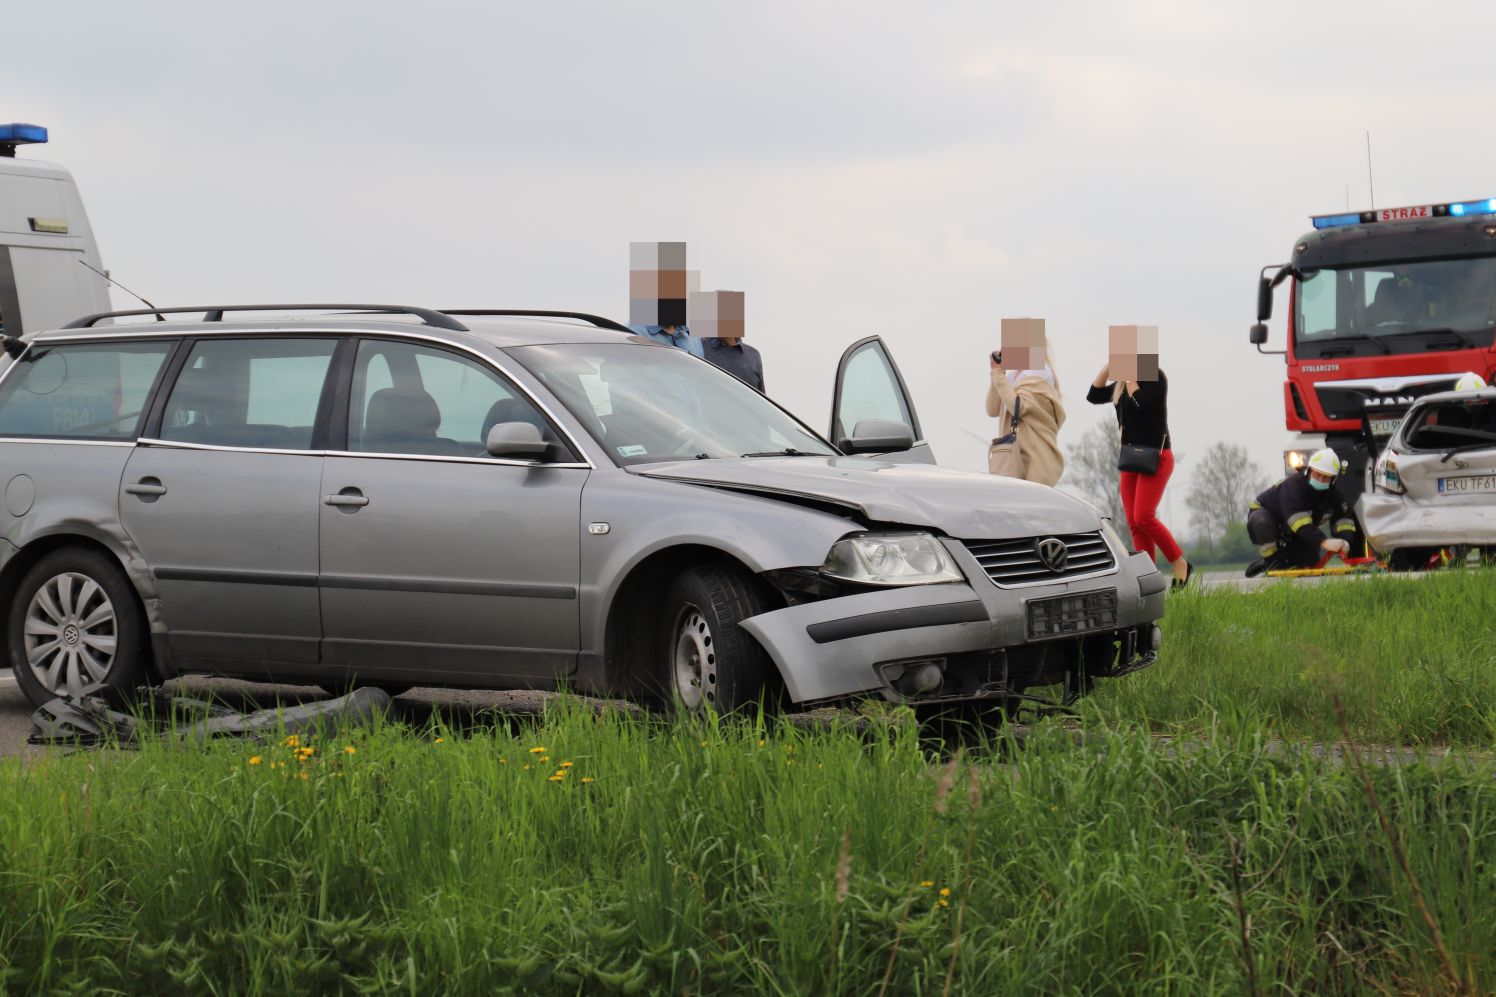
125;478;168;497
324;490;370;508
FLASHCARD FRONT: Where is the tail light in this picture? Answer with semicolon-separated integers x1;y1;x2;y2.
1374;449;1405;494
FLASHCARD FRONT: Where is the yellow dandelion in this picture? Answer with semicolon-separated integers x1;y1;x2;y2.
548;774;564;782
580;777;595;784
559;761;573;769
248;756;262;766
434;737;445;744
498;758;508;765
297;746;315;758
283;735;300;748
343;745;356;755
539;756;551;764
920;880;934;888
298;772;309;781
758;739;766;747
523;764;531;770
528;746;546;754
938;887;951;897
937;898;949;909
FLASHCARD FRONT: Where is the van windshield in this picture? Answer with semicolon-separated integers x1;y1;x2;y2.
1295;255;1496;359
508;342;836;466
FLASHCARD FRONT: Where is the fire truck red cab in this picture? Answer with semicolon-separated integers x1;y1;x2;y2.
1252;197;1496;504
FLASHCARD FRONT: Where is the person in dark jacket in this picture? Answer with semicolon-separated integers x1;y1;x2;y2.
1087;325;1191;588
1244;448;1362;576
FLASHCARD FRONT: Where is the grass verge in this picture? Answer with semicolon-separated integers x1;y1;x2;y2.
2;704;1494;994
1085;568;1496;746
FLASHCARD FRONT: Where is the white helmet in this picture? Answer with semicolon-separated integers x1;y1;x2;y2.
1307;448;1343;477
1454;371;1488;392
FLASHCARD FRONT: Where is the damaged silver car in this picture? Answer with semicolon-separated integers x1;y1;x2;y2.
1359;386;1496;569
0;306;1165;713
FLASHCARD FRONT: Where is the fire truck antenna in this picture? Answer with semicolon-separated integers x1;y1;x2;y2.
1365;131;1376;209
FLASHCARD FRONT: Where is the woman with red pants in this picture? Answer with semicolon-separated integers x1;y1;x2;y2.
1087;358;1192;589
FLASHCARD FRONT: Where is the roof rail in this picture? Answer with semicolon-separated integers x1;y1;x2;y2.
439;310;635;335
63;304;471;332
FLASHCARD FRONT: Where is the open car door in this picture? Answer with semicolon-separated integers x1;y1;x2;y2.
830;336;936;464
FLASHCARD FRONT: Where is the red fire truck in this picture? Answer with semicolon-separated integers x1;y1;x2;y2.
1251;196;1496;504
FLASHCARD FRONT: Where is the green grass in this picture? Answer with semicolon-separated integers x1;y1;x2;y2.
2;704;1496;994
1086;568;1496;746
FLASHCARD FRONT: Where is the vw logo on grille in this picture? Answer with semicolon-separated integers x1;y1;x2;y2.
1035;537;1069;573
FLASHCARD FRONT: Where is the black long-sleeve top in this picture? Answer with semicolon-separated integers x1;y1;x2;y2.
1086;370;1171;450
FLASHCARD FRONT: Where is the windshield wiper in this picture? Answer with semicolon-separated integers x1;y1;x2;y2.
1439;430;1496;462
1417;327;1477;349
1312;334;1390;356
739;447;823;458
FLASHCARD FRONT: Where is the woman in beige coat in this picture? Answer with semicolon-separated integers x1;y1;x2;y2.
985;354;1066;486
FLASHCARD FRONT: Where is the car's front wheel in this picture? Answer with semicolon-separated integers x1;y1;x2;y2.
8;548;150;706
1387;547;1438;572
659;562;778;715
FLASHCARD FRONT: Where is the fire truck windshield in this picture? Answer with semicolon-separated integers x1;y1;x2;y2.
1295;255;1496;359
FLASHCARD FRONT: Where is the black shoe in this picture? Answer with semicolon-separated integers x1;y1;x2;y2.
1170;560;1194;591
1244;558;1266;579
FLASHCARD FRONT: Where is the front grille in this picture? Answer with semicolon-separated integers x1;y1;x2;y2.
962;532;1116;587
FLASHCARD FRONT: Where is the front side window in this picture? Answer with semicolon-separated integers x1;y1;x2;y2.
835;340;915;442
0;341;172;439
159;338;337;450
348;339;569;459
1295;255;1496;358
510;342;834;466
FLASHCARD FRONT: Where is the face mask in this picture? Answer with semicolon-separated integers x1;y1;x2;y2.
1308;476;1331;491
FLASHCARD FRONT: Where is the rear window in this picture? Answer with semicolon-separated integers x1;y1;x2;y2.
0;341;173;440
1400;397;1496;452
159;338;337;451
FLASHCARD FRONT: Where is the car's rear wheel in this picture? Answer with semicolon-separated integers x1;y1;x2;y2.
8;548;150;707
659;562;777;715
1387;547;1438;572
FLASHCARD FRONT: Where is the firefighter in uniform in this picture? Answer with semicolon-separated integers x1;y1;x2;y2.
1244;448;1362;577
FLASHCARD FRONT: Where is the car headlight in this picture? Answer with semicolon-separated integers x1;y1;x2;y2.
1284;449;1309;474
820;532;964;586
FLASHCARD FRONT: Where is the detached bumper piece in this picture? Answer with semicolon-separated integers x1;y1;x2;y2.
28;683;392;747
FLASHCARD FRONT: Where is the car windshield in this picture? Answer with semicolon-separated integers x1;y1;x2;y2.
1399;396;1496;452
507;342;837;466
1295;255;1496;359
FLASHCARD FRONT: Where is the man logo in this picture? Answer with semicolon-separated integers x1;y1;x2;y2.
1036;537;1069;573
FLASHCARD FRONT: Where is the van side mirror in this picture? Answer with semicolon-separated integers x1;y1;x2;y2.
1249;323;1268;345
485;422;551;460
839;419;915;455
1256;275;1274;322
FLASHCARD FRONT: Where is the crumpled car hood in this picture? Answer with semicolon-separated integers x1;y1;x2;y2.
635;456;1101;540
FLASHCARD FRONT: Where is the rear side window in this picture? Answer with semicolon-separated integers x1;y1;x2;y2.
159;338;337;450
0;341;172;439
1401;398;1496;452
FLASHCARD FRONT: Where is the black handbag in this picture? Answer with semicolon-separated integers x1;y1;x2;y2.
1118;430;1169;475
1117;443;1161;474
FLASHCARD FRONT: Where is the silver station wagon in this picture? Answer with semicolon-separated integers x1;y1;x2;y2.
0;305;1165;713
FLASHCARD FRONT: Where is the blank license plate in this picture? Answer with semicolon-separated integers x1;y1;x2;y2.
1370;417;1403;437
1027;589;1118;640
1438;474;1496;495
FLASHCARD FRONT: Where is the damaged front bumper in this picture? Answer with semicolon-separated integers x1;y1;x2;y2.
742;550;1166;705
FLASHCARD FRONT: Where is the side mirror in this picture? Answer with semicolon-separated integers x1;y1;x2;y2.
485;422;550;460
839;419;915;455
1248;323;1268;345
1256;275;1274;322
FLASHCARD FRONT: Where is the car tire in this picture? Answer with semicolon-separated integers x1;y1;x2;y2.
8;548;151;707
1387;547;1437;572
659;562;778;715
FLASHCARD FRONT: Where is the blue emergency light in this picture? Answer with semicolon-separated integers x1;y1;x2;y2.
0;123;48;145
1311;197;1496;230
1448;198;1496;217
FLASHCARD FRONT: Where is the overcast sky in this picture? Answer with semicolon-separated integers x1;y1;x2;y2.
8;1;1496;532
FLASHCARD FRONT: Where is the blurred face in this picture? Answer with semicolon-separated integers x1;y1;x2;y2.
629;241;699;329
1000;317;1046;370
689;289;745;343
1108;325;1159;381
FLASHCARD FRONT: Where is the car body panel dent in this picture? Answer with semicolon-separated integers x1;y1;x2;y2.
635;456;1098;539
577;472;861;653
1358;491;1496;549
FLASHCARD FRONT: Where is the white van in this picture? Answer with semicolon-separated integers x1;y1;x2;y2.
0;124;111;371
